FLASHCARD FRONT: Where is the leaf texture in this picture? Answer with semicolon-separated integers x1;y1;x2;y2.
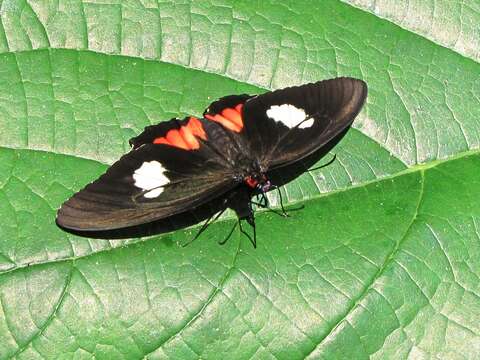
0;0;479;359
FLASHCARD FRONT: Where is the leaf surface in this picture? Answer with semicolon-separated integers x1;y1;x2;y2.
0;1;479;359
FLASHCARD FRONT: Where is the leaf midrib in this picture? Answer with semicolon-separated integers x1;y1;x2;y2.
304;169;426;358
1;147;478;278
8;265;74;358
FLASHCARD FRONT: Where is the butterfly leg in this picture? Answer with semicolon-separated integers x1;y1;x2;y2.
274;185;290;217
182;207;227;247
260;191;269;207
251;191;267;208
218;221;238;245
247;214;257;249
239;214;256;248
271;185;305;217
252;186;288;216
250;192;266;210
274;186;289;217
250;199;286;217
251;189;303;218
227;188;257;248
252;191;267;208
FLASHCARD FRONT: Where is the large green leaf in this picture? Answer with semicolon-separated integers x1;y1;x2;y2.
0;0;479;358
341;0;480;62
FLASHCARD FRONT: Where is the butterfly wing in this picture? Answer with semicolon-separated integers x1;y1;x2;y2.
58;79;367;231
56;117;239;231
204;78;367;170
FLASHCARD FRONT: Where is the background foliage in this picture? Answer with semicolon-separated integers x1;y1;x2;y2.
0;0;479;359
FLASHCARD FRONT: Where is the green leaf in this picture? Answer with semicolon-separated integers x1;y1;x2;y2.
341;0;480;62
0;1;479;359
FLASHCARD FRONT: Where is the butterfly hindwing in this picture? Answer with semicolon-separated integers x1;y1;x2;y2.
57;117;239;231
203;94;253;133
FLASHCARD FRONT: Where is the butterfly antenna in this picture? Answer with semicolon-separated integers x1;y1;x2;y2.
308;153;337;172
182;208;227;247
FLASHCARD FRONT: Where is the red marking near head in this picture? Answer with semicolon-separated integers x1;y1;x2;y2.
153;117;207;150
205;104;244;132
245;176;258;188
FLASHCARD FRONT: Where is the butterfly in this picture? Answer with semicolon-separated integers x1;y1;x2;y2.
56;77;367;247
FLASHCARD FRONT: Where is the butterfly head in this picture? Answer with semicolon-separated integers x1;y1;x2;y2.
245;174;271;193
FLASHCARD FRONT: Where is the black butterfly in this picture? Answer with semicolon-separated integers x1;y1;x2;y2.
56;77;367;247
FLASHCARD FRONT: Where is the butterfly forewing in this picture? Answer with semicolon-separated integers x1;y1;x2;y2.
57;117;239;231
240;77;367;168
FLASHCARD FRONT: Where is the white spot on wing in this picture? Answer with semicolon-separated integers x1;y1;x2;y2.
300;118;314;128
143;188;163;198
266;104;312;129
133;161;169;198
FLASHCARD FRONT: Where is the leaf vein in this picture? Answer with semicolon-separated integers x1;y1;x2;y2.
305;169;425;358
11;264;74;358
142;236;242;358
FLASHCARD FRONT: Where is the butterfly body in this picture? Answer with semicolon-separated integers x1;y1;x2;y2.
57;78;367;244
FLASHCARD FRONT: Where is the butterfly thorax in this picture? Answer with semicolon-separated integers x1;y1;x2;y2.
234;158;272;193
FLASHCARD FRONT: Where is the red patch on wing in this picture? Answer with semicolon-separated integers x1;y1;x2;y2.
153;117;207;150
205;104;244;132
